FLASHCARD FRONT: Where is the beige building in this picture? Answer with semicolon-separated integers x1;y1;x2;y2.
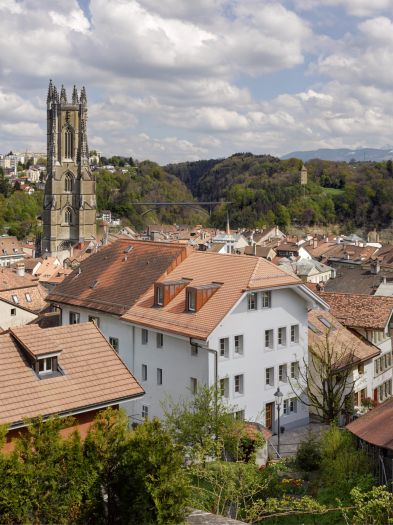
42;81;96;255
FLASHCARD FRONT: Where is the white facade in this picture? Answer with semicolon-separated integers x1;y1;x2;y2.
0;299;37;329
59;284;317;431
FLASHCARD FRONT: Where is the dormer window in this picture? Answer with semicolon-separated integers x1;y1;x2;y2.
38;357;53;374
12;295;19;304
156;285;163;306
187;289;196;312
154;279;190;307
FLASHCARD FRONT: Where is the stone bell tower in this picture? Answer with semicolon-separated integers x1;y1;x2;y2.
42;80;96;255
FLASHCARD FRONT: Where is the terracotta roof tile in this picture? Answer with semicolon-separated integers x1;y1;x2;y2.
319;291;393;330
121;252;300;340
308;309;379;369
347;397;393;450
48;240;190;315
0;323;144;426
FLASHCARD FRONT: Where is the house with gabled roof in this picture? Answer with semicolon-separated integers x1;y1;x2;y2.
47;239;328;432
0;322;144;450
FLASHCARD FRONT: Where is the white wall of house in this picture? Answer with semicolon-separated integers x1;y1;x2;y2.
0;300;37;329
59;286;312;429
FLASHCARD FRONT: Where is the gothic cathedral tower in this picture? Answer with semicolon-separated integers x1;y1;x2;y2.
42;80;96;254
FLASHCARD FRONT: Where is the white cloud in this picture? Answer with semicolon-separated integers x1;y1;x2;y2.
294;0;393;17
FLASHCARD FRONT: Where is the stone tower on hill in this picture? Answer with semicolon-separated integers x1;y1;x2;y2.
42;80;96;255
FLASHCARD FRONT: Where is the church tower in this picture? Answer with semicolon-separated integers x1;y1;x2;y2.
42;81;96;254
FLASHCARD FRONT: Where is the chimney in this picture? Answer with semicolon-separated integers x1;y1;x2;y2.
16;262;25;277
313;238;318;249
253;243;257;256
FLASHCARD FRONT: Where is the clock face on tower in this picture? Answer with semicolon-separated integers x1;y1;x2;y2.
42;81;96;255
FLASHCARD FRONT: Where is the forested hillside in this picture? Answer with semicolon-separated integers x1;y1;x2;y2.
165;154;393;231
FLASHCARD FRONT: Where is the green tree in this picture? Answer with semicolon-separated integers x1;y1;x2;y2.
0;170;12;197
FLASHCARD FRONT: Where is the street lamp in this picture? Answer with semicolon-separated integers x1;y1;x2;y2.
274;387;283;456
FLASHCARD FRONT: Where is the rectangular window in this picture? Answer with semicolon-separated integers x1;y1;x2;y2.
141;328;148;344
265;367;274;387
265;329;273;349
157;368;163;385
234;410;245;420
88;315;100;327
234;335;244;355
289;398;297;413
219;337;229;358
109;337;119;352
220;378;229;398
360;388;367;403
69;311;80;324
156;285;163;306
38;357;52;374
142;364;147;381
191;343;198;356
291;361;299;379
358;362;365;375
248;292;257;310
156;332;163;348
188;290;196;312
142;405;149;418
234;374;244;394
190;377;198;395
10;308;16;316
279;364;287;383
25;293;32;303
11;294;19;304
278;327;287;346
375;359;379;375
290;324;299;343
261;291;271;308
283;399;289;415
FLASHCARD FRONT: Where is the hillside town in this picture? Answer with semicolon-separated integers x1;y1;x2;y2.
1;81;393;523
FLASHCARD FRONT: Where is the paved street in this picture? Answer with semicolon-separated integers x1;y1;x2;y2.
269;422;329;457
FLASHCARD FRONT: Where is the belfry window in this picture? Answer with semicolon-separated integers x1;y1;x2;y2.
64;173;73;192
64;128;74;159
64;208;72;225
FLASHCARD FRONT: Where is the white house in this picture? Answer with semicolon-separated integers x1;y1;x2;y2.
48;240;328;432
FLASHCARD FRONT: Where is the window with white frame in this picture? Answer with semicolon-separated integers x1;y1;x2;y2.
190;377;198;395
278;327;287;346
219;337;229;358
188;290;196;312
289;398;297;413
25;293;32;303
142;405;149;418
109;337;119;352
157;368;163;385
265;329;273;349
248;292;257;310
12;295;19;304
234;374;244;394
291;361;299;379
38;357;53;375
234;410;245;420
142;364;147;381
279;364;287;383
265;367;274;387
141;328;148;344
283;399;289;415
220;377;229;398
156;286;163;306
69;311;80;324
261;291;271;308
290;324;299;343
88;315;100;327
234;335;244;355
156;332;163;348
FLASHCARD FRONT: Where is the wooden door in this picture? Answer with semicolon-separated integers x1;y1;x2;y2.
265;402;274;430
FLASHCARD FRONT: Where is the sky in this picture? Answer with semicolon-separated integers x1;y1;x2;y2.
1;0;393;164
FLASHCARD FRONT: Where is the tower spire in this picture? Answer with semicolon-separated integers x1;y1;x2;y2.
80;86;87;104
47;79;53;104
72;85;79;104
60;84;67;103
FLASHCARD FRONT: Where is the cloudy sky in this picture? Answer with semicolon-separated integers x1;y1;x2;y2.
1;0;393;163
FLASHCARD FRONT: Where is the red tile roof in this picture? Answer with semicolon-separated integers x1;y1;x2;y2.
121;251;300;340
0;323;144;427
319;292;393;330
48;240;190;315
347;398;393;450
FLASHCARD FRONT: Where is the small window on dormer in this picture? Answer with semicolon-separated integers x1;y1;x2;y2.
38;357;53;375
12;295;19;304
156;285;163;306
187;290;196;312
25;293;32;302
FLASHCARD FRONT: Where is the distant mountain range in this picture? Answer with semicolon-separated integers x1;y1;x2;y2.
281;147;393;162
